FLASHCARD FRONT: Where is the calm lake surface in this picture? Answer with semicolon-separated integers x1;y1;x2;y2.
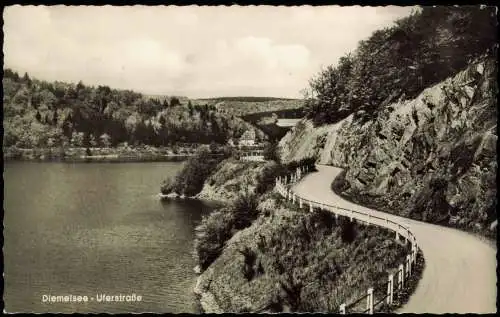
3;162;212;313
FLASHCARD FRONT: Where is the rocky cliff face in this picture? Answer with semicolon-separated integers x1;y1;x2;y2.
280;58;497;234
278;119;351;165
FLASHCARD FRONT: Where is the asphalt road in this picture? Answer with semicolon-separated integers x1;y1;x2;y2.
291;165;497;313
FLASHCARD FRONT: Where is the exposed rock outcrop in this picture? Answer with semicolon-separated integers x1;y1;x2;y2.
196;159;276;203
279;119;350;165
280;58;497;234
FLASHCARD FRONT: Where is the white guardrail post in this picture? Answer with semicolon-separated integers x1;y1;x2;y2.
387;274;394;305
339;303;346;314
398;264;404;289
367;287;374;314
407;254;412;276
413;246;418;265
276;168;420;313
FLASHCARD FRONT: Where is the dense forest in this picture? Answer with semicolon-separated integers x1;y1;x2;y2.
3;71;265;149
304;6;497;125
204;97;297;102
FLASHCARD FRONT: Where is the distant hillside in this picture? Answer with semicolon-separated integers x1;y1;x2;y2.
191;98;303;117
187;98;305;141
201;96;297;102
2;71;266;149
241;108;305;141
143;94;189;104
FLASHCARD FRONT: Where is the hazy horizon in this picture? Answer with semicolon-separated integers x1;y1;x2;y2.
4;5;415;98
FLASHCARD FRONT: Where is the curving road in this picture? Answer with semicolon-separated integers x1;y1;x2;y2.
291;165;496;314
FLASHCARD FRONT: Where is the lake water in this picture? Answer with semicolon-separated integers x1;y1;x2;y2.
3;162;212;313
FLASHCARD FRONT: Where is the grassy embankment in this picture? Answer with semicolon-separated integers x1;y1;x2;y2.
196;191;411;313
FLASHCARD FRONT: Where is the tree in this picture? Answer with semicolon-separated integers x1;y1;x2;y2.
162;99;169;108
23;72;31;86
70;131;84;147
263;141;280;162
304;6;497;126
188;100;194;116
194;209;235;270
159;115;166;127
209;141;218;153
125;112;138;129
100;133;111;148
89;134;98;147
133;120;151;145
53;110;59;125
4;68;20;80
47;137;55;148
232;192;260;230
76;80;85;91
103;100;119;116
137;100;156;117
62;117;73;139
170;96;181;107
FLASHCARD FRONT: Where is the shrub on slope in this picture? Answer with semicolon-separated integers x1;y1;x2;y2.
197;195;407;312
161;146;232;196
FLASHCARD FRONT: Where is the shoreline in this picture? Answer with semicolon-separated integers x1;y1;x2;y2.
3;146;197;163
159;192;228;313
159;191;229;208
4;156;192;163
193;275;223;313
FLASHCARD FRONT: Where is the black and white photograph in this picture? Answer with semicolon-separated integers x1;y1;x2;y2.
2;4;497;314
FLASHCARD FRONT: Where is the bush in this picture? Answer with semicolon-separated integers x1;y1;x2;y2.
340;217;358;243
194;208;235;270
232;191;260;230
410;176;450;222
284;157;317;174
194;192;261;270
331;169;350;193
238;246;258;281
255;163;288;195
160;147;230;196
222;199;406;312
263;141;280;162
160;177;175;195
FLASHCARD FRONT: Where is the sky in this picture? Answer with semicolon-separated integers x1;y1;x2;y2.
4;5;415;98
